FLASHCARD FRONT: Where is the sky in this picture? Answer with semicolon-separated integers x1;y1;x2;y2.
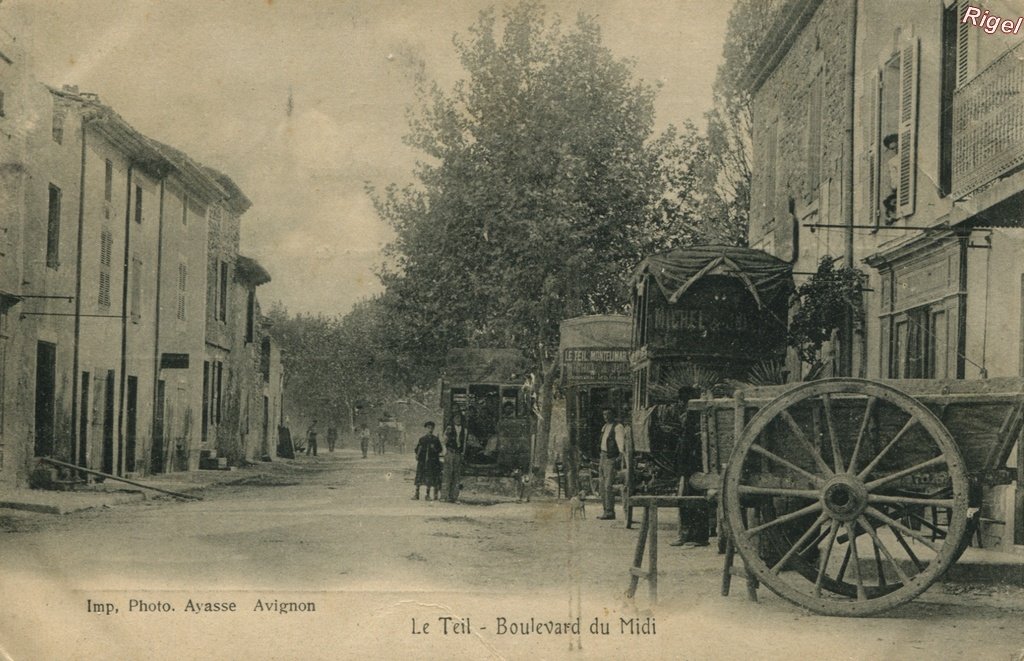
2;0;734;317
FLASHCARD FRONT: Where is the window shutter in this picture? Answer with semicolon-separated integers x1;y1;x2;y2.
956;1;971;87
98;230;113;307
897;37;919;218
177;263;187;321
864;69;881;227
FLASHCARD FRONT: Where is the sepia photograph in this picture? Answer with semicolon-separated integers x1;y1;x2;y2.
1;0;1024;658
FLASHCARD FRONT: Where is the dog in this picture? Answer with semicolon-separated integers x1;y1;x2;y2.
569;490;587;520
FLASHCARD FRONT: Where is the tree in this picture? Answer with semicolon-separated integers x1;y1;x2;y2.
702;0;783;245
371;2;684;472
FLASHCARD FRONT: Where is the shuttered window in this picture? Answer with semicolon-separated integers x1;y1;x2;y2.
218;261;228;322
863;69;881;228
130;254;142;323
956;0;973;87
46;185;61;268
897;38;920;218
98;229;113;307
177;263;187;321
104;160;113;202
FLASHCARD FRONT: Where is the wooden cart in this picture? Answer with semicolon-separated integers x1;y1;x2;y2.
695;376;1024;617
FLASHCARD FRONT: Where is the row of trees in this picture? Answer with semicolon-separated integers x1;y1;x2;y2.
271;1;780;455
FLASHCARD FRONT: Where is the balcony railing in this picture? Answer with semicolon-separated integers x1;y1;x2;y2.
952;41;1024;199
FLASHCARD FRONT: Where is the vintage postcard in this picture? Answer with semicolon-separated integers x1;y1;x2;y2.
2;1;1024;659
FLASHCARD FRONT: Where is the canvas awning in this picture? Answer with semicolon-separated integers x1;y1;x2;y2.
632;245;794;311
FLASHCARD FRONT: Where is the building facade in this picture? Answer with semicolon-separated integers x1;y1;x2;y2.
0;25;280;487
748;0;1024;548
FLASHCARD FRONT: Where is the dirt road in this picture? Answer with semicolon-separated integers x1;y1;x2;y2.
1;450;1023;660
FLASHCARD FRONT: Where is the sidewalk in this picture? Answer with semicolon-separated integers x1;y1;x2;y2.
0;460;285;515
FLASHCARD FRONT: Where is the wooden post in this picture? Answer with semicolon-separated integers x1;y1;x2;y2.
648;505;658;603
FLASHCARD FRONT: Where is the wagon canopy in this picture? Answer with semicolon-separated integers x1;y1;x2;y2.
632;245;794;311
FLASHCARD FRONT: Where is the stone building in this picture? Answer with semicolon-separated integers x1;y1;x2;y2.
0;27;278;487
747;0;1024;548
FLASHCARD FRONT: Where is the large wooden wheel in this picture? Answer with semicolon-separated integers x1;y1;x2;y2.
723;379;969;616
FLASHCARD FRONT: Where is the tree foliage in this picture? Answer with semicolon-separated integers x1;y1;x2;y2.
703;0;783;245
789;256;865;366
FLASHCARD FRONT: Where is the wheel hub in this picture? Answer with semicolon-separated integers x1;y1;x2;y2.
821;476;868;521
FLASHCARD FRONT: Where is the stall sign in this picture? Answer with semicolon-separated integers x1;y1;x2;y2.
562;348;630;385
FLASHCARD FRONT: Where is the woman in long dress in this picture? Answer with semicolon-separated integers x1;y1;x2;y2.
413;421;443;501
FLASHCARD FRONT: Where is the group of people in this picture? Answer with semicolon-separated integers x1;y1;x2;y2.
300;421;340;456
594;390;709;548
412;413;471;502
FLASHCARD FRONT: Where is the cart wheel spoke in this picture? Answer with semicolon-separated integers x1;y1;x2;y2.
890;527;926;572
779;410;834;477
814;521;841;597
847;395;877;475
845;522;867;600
820;394;845;473
864;455;946;491
864;506;942;553
745;501;823;536
858;515;911;585
770;512;829;575
857;417;918;480
749;444;825;486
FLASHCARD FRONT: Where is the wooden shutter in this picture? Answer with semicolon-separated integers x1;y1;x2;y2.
130;255;141;322
863;69;881;227
177;263;187;321
897;38;919;217
956;1;971;87
99;230;112;307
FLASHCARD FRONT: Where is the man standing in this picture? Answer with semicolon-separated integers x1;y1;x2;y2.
327;425;338;453
443;413;470;503
597;408;625;520
358;424;370;458
669;386;710;548
306;420;319;457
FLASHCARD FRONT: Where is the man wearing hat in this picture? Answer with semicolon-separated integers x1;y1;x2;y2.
413;421;443;501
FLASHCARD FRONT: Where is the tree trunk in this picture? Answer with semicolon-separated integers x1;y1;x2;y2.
534;356;558;477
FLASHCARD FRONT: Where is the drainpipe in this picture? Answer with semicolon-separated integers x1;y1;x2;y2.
841;0;858;376
116;165;133;476
153;179;165;474
70;117;89;469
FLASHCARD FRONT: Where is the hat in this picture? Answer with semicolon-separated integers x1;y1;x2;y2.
424;421;435;428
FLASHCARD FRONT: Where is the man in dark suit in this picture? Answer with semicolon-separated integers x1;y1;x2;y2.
443;412;471;502
597;408;625;520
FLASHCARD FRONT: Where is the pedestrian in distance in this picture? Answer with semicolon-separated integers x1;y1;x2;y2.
359;424;370;458
306;420;319;457
327;425;338;453
413;421;443;501
597;408;625;520
442;412;471;503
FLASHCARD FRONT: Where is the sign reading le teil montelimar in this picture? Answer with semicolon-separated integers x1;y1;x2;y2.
562;348;630;384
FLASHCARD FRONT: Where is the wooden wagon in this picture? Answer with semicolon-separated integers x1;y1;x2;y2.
685;376;1024;616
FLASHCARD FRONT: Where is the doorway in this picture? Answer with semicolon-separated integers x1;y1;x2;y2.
79;372;90;466
125;376;138;473
33;342;57;458
151;379;165;474
102;370;115;475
